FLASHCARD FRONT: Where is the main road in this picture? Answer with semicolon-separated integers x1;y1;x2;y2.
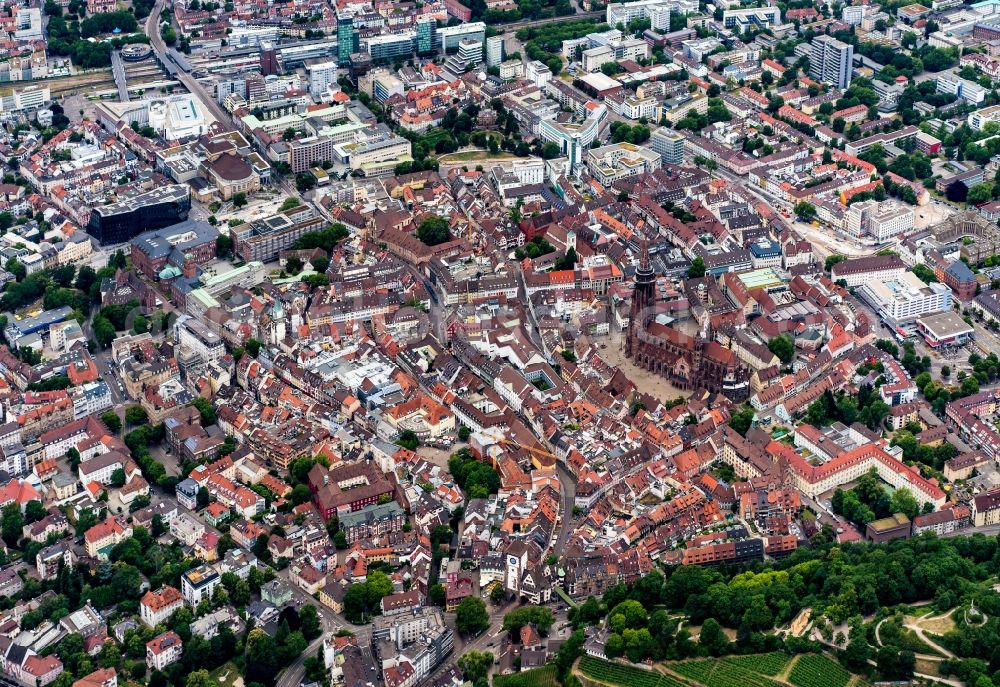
146;0;236;130
145;1;315;207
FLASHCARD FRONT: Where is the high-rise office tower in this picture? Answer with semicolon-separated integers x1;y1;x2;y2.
337;15;358;66
650;128;685;165
486;35;503;67
417;18;436;55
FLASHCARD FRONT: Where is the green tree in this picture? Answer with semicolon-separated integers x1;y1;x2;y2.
605;633;625;658
1;503;23;546
455;597;490;636
300;605;321;640
290;484;311;505
110;468;126;488
842;633;872;670
125;406;148;426
416;216;451;246
728;405;755;436
93;315;116;348
66;447;82;470
794;201;817;218
742;595;773;630
768;334;795;364
215;234;232;258
458;651;493;684
608;600;647;629
396;429;419;451
890;488;919;519
825;254;847;272
189;397;217;426
688;256;706;278
232;192;247;208
311;256;329;274
24;500;47;524
286;256;303;275
429;584;447;607
245;338;263;357
185;670;217;687
967;183;994;205
625;627;656;662
503;605;555;634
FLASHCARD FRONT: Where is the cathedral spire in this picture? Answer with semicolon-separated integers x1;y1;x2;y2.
635;237;655;283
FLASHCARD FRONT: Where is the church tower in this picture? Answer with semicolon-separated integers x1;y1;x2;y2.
626;240;655;359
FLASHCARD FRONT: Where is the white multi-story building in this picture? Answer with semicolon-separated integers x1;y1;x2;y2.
842;4;868;24
181;565;221;606
486;35;504;67
170;512;206;547
611;95;658;120
228;26;280;47
510;158;545;185
785;444;945;508
722;6;780;27
539;103;607;172
72;381;113;420
650;128;685;164
307;61;339;99
585;142;661;186
175;316;225;364
968;104;1000;130
437;22;486;51
140;586;184;628
928;31;964;51
146;632;183;671
859;271;953;325
0;440;26;476
810;35;854;89
499;60;524;80
370;71;405;103
606;0;694;29
937;74;987;104
371;607;454;687
829;255;907;288
1;85;49;112
582;45;615;73
77;451;133;486
846;200;915;241
14;8;42;40
649;5;672;29
526;61;552;88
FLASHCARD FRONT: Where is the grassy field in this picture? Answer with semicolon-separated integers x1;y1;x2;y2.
438;149;519;163
494;665;559;687
211;662;244;687
898;628;944;656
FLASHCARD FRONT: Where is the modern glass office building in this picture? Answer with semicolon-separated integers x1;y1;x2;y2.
86;185;191;245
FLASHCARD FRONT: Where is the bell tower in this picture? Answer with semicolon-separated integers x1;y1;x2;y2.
626;240;655;359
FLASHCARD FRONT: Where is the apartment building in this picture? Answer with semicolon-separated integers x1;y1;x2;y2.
146;632;183;671
140;586;184;628
181;565;221;606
